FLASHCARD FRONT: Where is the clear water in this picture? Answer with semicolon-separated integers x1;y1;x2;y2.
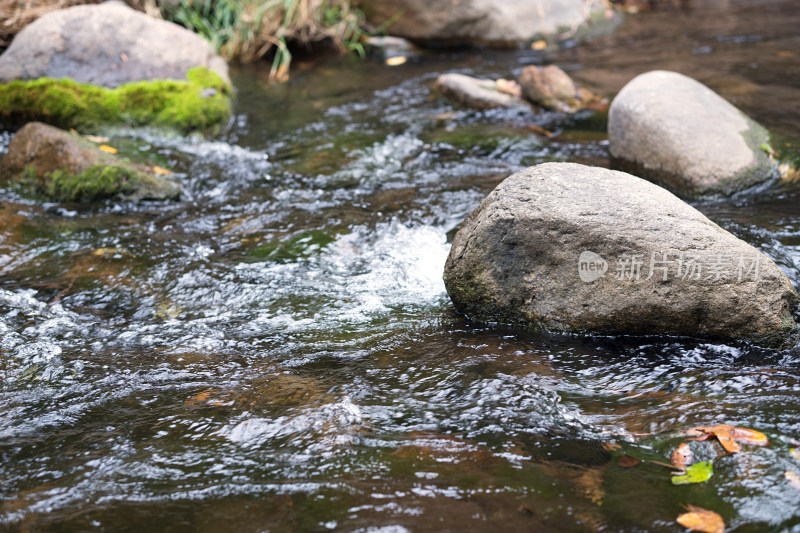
2;1;800;531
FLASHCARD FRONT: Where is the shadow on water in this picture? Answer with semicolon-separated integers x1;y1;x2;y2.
2;0;800;531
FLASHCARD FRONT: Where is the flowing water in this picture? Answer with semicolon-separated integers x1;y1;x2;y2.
2;1;800;531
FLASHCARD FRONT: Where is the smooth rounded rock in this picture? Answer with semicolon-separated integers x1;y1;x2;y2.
362;0;590;47
608;70;777;197
0;0;230;87
1;122;182;202
444;162;798;347
433;73;525;110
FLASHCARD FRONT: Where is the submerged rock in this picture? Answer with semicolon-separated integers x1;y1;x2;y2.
433;73;526;110
362;0;593;47
1;122;182;202
518;65;603;113
0;1;232;131
444;162;798;347
608;70;777;197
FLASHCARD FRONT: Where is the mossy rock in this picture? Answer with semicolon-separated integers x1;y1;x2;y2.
0;67;232;133
1;122;182;202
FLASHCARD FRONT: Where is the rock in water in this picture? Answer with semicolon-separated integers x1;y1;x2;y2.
362;0;591;47
0;0;229;87
608;70;777;197
1;122;182;202
0;1;231;131
518;65;602;113
443;162;798;347
433;73;526;110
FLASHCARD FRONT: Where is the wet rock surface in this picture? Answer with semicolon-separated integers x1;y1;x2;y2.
0;1;230;87
608;70;777;197
1;122;182;202
518;64;602;113
362;0;590;47
444;162;798;346
432;73;526;110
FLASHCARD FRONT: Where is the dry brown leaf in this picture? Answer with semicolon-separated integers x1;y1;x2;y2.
495;78;522;97
99;144;118;154
677;505;725;533
671;442;693;470
786;470;800;490
687;425;740;453
528;124;555;138
731;427;769;446
617;455;641;468
714;428;741;454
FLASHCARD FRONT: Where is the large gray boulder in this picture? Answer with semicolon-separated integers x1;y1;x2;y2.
444;162;798;347
608;71;777;197
0;0;230;87
362;0;591;47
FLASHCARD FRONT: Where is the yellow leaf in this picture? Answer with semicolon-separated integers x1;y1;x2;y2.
531;40;547;50
790;448;800;461
677;505;725;533
777;50;795;58
786;470;800;490
99;144;118;154
385;56;407;66
152;165;172;175
731;427;769;446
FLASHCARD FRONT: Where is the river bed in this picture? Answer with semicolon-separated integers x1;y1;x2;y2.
2;1;800;531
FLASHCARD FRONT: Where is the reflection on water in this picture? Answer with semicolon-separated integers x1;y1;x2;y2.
2;0;800;531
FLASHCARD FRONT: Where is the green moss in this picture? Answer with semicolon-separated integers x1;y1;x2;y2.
45;165;139;202
249;231;335;262
0;67;231;132
15;164;178;203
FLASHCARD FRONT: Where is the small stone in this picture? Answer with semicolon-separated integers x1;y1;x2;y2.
433;73;527;111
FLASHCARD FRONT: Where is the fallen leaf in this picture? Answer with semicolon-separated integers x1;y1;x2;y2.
385;56;407;66
687;425;740;453
99;144;118;154
714;427;741;454
495;78;522;97
152;165;172;175
786;470;800;490
777;50;795;58
790;448;800;461
671;443;693;470
731;427;769;446
677;505;725;533
528;124;555;138
85;134;110;143
531;39;547;50
617;454;641;468
672;461;713;485
686;427;714;441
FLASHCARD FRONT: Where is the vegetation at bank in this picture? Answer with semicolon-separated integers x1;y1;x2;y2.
0;0;367;81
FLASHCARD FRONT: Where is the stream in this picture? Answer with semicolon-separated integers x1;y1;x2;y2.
2;0;800;531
